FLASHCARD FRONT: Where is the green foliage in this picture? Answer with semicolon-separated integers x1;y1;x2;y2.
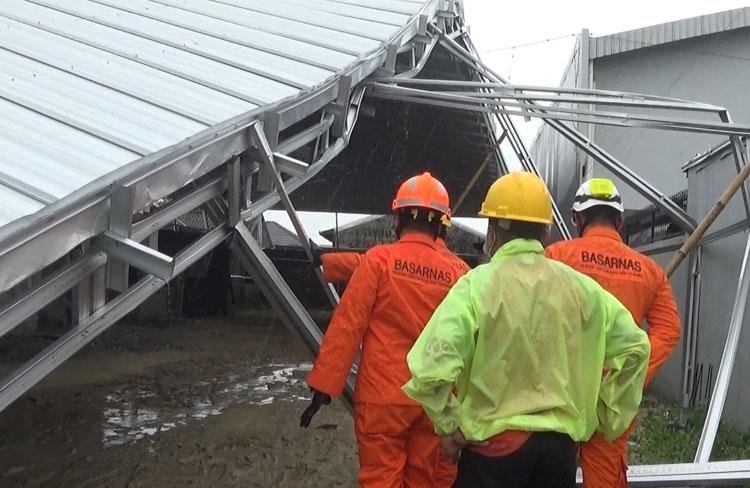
631;395;750;465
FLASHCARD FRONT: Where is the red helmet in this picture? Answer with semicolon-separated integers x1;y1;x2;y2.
392;172;451;217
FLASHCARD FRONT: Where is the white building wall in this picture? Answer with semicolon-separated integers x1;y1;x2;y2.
592;27;750;208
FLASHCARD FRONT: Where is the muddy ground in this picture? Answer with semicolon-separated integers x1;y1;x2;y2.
0;311;358;487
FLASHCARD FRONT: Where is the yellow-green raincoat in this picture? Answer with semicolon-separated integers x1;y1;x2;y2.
403;239;650;443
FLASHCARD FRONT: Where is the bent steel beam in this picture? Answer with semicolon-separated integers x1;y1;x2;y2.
273;153;311;177
0;252;108;340
240;86;366;223
373;78;726;113
373;77;726;111
96;232;174;280
367;84;750;138
0;225;231;414
428;33;698;233
231;223;354;412
251;124;340;307
719;111;750;220
465;41;570;239
131;176;226;242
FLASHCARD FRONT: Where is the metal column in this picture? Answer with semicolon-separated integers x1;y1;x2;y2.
680;247;702;424
695;230;750;462
231;222;354;412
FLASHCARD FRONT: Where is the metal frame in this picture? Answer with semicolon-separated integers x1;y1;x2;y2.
578;460;750;486
680;246;702;425
2;2;750;485
231;224;354;412
367;25;750;236
0;0;403;417
0;224;232;413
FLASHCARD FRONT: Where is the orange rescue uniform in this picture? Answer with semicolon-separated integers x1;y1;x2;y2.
308;233;468;487
546;226;681;488
321;252;363;283
321;238;468;283
320;238;468;486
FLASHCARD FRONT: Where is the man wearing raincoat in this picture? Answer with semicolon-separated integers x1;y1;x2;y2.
546;178;681;488
403;172;651;488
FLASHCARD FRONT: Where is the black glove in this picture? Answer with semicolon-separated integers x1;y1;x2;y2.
300;390;332;428
309;239;324;267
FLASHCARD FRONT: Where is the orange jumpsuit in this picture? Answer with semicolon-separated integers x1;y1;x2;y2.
321;252;363;283
308;233;468;487
321;238;468;283
546;226;681;488
320;238;469;486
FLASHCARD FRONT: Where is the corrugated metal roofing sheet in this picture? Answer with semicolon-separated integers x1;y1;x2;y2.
0;0;431;227
590;7;750;59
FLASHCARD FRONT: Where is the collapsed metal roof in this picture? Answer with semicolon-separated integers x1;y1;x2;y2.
2;2;750;482
0;0;450;293
0;0;433;228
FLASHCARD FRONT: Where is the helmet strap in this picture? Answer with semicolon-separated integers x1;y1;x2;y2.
396;209;440;240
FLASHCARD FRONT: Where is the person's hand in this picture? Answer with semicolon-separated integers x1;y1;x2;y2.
300;389;331;428
439;432;464;461
439;430;489;462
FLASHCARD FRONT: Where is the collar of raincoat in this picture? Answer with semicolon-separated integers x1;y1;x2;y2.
398;231;439;249
490;238;544;262
583;225;624;243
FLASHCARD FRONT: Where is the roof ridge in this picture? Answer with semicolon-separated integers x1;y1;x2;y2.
589;7;750;59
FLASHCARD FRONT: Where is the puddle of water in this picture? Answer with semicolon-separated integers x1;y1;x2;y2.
102;362;312;448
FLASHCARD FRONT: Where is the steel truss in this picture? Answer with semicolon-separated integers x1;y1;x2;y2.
0;61;369;415
0;2;749;485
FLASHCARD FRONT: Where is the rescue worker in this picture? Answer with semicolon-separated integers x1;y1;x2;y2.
316;216;469;283
303;172;469;487
403;171;652;488
546;178;681;488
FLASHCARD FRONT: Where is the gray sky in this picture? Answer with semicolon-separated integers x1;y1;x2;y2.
269;1;748;242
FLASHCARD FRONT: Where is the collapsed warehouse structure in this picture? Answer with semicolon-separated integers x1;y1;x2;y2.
0;0;749;485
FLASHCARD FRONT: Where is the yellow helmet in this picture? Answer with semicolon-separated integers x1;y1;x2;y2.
478;172;553;224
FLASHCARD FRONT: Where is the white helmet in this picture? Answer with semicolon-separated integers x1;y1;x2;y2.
572;178;624;213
